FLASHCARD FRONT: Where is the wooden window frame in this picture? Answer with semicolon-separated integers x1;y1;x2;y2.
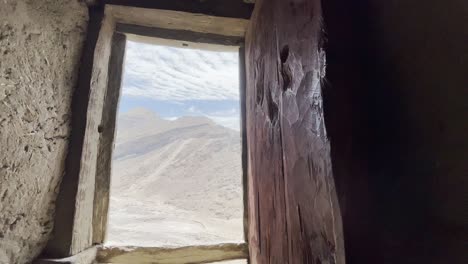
44;5;249;264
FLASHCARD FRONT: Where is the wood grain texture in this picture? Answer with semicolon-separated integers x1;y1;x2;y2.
69;11;115;255
245;0;344;263
116;23;244;47
239;46;249;246
106;5;249;37
124;34;240;53
102;0;254;19
92;32;126;245
96;244;249;264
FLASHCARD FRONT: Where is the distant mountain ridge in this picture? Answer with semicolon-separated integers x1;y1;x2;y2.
116;107;217;143
107;107;244;247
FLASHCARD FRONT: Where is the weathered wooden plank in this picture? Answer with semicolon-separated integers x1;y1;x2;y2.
102;0;254;19
116;23;244;46
92;32;127;245
239;46;249;245
66;10;116;255
245;0;344;263
106;5;249;37
124;34;240;53
96;244;249;264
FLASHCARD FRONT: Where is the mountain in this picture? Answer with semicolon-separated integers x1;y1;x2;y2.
106;108;244;247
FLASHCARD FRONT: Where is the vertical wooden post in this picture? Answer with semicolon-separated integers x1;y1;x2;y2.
245;0;344;263
239;46;249;244
93;32;127;245
45;7;116;257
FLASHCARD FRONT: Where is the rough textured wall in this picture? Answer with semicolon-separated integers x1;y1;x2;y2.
323;0;468;263
0;1;88;263
245;0;344;263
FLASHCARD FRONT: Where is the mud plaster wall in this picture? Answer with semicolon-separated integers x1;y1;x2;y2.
323;0;468;263
0;1;88;263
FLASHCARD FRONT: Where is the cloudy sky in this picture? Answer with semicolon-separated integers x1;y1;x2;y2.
119;40;240;130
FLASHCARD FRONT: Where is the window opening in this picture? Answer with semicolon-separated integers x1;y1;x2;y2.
105;40;244;249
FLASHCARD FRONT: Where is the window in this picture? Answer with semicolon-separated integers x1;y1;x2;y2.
44;5;249;263
106;40;244;248
89;6;249;264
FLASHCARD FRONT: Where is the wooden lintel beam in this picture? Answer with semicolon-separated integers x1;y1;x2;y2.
102;0;254;19
116;23;244;47
96;243;249;264
106;5;249;38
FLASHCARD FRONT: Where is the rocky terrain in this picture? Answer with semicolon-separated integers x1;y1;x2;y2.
106;108;244;248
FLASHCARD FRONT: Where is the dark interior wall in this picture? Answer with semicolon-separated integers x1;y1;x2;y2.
322;0;468;263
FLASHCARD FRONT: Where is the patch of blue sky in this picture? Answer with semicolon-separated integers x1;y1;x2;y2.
119;40;240;130
118;96;240;130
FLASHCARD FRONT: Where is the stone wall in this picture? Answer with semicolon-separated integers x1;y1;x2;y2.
0;1;88;263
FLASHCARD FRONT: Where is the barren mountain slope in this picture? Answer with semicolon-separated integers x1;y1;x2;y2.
106;108;244;247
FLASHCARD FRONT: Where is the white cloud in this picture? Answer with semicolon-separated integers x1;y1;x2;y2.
122;41;240;101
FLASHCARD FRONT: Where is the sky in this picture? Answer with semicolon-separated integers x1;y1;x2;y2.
119;40;241;130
